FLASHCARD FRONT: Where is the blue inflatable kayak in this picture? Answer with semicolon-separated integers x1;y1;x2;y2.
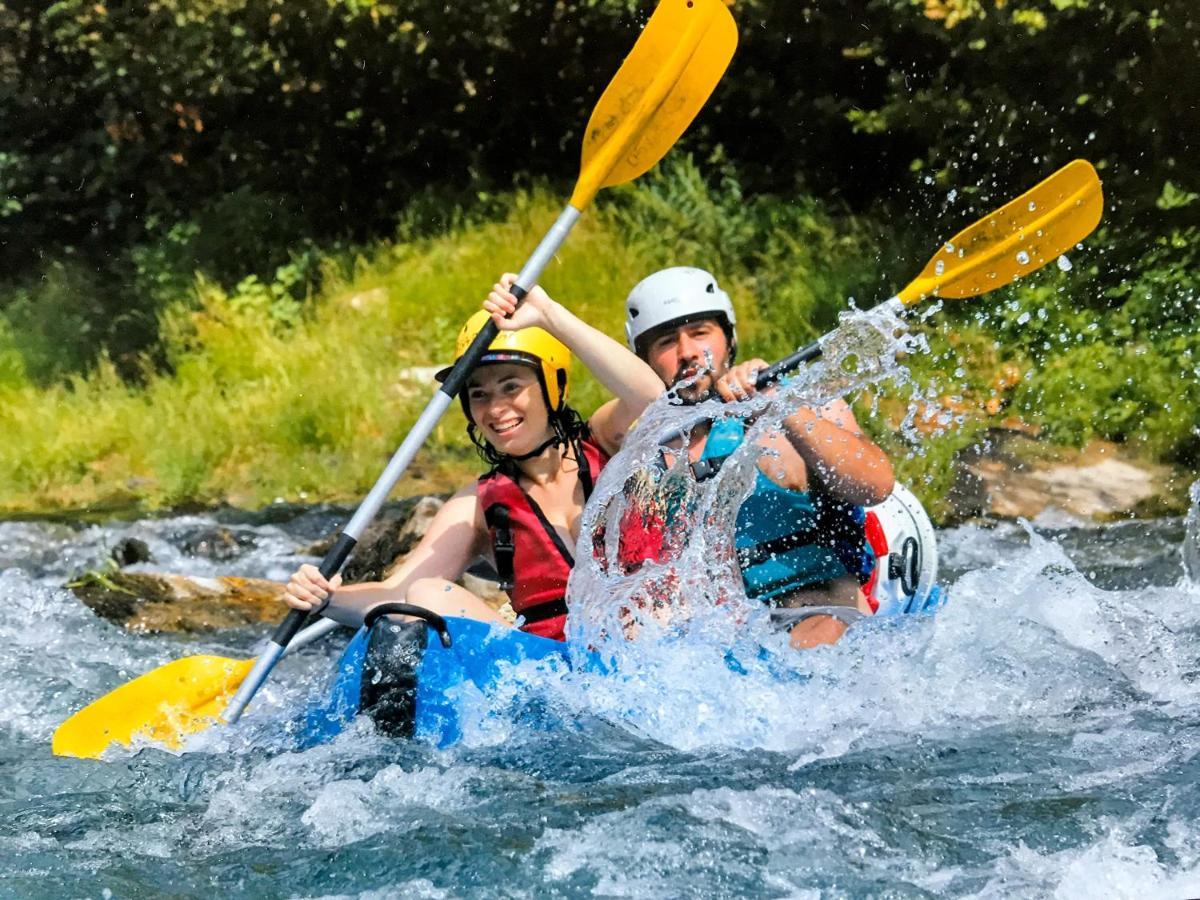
302;484;945;748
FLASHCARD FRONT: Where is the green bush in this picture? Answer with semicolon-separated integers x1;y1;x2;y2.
0;261;118;383
128;188;314;311
1008;226;1200;463
4;0;1193;316
0;316;27;388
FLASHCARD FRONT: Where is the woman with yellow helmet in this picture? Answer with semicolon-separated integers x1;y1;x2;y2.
282;275;663;642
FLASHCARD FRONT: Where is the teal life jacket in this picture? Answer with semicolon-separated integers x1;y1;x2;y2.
700;417;875;603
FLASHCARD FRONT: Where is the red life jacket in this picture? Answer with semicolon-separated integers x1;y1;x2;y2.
477;437;607;642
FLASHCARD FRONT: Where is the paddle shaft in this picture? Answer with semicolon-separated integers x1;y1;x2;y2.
222;206;582;723
754;339;821;389
754;297;904;388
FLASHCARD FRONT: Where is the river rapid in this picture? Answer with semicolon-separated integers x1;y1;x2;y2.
6;302;1200;897
2;502;1199;898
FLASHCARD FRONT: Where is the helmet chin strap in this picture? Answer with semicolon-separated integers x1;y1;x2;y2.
505;432;566;462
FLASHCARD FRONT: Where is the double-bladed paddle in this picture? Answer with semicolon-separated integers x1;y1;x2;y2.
52;0;738;760
657;160;1104;458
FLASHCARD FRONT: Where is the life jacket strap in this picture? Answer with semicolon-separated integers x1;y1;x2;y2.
690;453;729;482
735;525;824;570
483;503;515;594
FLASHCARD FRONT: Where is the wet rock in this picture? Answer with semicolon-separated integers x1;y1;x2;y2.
302;497;444;583
372;497;444;579
110;537;152;567
69;569;285;633
943;447;989;522
950;431;1172;522
70;495;510;633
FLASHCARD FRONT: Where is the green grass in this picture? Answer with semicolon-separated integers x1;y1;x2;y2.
2;157;1195;519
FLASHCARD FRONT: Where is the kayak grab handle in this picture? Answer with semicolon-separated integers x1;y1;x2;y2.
363;603;453;648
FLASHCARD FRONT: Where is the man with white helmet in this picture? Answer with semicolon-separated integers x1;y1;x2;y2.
623;266;895;648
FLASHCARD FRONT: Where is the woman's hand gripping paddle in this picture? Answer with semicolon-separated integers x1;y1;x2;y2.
51;0;738;760
755;159;1104;384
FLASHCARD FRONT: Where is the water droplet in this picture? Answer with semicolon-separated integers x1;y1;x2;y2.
944;242;955;254
1056;255;1073;272
1017;311;1031;325
1016;250;1031;265
1028;201;1037;212
935;260;945;276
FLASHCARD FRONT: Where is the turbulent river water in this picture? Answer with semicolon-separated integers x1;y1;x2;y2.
3;504;1200;898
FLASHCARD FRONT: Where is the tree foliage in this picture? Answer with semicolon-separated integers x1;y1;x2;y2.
0;0;1195;385
3;0;1194;263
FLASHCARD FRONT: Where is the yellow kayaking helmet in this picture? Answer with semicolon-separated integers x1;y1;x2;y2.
436;310;571;415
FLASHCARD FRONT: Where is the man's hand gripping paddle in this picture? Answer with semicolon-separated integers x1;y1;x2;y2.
755;159;1104;385
52;0;738;760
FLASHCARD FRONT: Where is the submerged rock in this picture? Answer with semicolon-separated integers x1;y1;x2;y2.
110;537;152;567
175;525;257;560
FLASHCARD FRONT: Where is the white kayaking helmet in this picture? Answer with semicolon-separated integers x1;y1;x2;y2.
624;267;737;359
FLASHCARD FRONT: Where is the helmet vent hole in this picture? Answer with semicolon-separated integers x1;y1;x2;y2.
629;307;639;318
706;283;716;293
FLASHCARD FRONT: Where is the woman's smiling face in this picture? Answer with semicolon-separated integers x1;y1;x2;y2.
466;363;552;454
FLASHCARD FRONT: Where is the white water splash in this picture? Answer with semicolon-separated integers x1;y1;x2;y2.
301;763;488;845
6;507;1200;893
968;828;1200;899
1183;480;1200;585
0;569;156;740
566;301;921;676
469;516;1200;758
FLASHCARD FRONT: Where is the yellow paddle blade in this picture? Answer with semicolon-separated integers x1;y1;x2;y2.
570;0;737;209
896;159;1104;305
52;655;256;759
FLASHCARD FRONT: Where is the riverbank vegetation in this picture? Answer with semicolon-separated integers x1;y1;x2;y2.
2;156;1196;518
1;0;1196;518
